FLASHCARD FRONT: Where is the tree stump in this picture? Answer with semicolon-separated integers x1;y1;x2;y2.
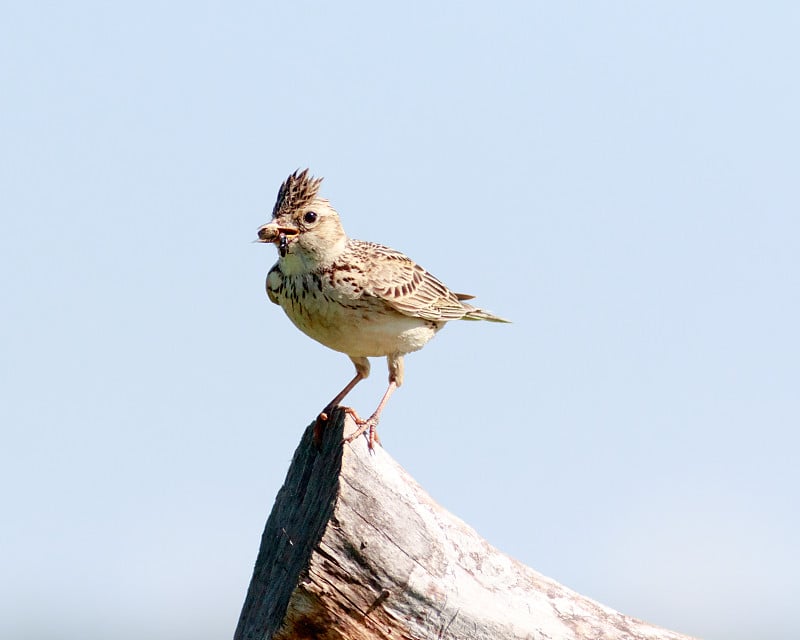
234;409;696;640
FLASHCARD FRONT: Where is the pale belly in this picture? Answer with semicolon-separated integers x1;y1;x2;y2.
277;288;440;357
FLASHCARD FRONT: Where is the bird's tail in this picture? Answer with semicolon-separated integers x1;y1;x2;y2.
461;305;512;323
454;293;510;323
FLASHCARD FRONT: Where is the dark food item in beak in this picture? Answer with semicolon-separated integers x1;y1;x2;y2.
279;232;289;257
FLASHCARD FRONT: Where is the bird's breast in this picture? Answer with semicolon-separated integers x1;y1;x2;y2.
269;271;439;357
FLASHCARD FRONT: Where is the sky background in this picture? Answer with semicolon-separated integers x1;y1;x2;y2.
1;2;798;639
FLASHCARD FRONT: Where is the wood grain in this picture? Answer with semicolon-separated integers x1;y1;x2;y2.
235;409;696;640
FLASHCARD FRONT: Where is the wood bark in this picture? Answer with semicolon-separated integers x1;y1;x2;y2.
235;409;696;640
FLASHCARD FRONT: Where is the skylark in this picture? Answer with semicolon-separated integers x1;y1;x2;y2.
257;169;509;449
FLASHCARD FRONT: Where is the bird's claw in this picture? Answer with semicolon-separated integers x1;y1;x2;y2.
312;406;335;449
342;408;381;453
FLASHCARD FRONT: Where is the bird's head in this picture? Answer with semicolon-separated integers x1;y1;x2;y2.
256;169;347;271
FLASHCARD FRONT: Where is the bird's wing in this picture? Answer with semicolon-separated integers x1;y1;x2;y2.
353;241;468;322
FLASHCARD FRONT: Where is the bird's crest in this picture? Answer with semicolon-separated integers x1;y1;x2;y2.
272;169;323;219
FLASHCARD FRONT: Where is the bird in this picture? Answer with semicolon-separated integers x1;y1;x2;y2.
256;169;509;449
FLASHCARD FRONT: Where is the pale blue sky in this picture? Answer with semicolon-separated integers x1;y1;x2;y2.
1;2;798;639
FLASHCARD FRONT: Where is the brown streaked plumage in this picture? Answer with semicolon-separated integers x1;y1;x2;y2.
271;169;323;219
257;169;509;449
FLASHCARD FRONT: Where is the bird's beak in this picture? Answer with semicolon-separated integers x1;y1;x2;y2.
256;222;299;244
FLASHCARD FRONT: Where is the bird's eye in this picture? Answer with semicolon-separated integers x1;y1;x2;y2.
303;211;318;224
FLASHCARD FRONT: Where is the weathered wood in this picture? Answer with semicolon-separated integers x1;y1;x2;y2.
235;409;696;640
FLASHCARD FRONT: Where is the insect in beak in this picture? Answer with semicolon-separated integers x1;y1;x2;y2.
279;232;289;257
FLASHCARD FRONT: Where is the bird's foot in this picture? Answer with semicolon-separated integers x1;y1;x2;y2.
313;404;338;449
342;407;381;453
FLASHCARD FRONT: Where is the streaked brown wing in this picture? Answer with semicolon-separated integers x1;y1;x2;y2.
355;241;467;321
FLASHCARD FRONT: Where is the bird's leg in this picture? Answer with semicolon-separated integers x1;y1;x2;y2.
314;357;370;447
343;354;403;452
343;380;397;451
318;372;365;422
